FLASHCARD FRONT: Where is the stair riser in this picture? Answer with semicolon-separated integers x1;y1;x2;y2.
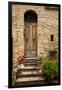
24;60;37;63
17;68;41;71
17;74;42;78
24;64;38;66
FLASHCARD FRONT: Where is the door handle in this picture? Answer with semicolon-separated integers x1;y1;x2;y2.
33;38;35;41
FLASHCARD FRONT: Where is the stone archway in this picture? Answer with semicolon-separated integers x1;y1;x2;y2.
24;10;37;58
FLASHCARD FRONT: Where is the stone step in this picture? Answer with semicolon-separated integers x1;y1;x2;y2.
16;76;44;82
24;58;42;63
15;80;45;87
17;66;41;70
17;69;42;75
24;62;38;66
17;70;42;78
24;58;37;63
17;73;42;78
22;66;40;69
17;64;41;70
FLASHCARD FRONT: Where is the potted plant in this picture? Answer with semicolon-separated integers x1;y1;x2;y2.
17;55;25;70
42;60;58;83
17;56;24;64
12;67;17;86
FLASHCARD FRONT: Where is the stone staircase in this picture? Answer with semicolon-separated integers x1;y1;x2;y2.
15;58;44;87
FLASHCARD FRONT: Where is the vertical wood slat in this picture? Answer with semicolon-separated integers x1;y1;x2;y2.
32;24;35;51
26;26;30;51
32;23;37;51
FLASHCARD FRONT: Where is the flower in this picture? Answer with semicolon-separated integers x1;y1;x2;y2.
17;55;25;64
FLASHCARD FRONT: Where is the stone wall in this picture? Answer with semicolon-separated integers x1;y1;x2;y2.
12;5;59;67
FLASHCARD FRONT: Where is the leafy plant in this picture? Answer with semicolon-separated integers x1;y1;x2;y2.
12;68;18;76
42;60;58;81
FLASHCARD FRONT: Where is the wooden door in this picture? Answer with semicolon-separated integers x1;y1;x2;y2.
24;22;37;57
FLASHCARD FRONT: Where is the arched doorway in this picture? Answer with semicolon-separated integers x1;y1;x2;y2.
24;10;37;58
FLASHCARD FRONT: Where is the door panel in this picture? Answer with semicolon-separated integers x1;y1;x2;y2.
24;22;37;57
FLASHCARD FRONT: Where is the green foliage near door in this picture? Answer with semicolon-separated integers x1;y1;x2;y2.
42;60;58;81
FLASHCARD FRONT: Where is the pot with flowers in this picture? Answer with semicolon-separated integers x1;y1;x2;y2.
17;55;25;69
